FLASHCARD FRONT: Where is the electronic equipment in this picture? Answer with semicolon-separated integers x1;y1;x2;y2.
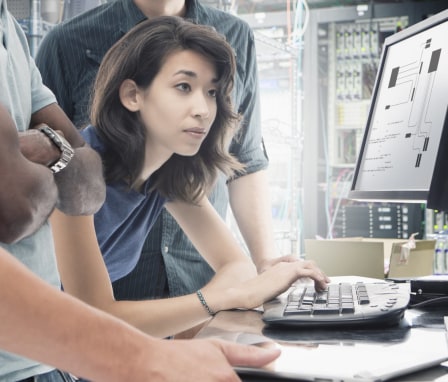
262;281;410;327
349;9;448;212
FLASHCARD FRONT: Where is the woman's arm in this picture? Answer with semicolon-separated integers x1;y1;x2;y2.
51;204;328;338
51;210;217;337
166;197;329;310
165;196;257;279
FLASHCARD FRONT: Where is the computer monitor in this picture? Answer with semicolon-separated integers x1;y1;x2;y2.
349;9;448;212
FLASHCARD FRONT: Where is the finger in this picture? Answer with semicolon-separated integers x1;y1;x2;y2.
278;254;302;263
300;260;330;281
290;262;330;291
261;255;302;270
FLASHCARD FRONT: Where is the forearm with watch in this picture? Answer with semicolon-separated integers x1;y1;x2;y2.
26;103;106;215
43;125;105;216
21;124;105;216
37;125;74;173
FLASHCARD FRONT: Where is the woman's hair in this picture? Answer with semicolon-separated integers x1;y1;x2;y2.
90;16;244;203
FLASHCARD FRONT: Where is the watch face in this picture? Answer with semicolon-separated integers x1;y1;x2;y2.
38;125;75;173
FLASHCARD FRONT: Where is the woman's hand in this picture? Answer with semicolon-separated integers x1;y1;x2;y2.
203;259;330;312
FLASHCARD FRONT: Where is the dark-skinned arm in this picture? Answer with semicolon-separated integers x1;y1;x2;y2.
0;104;58;243
30;103;106;215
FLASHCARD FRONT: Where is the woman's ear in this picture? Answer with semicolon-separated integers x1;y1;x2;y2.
119;79;140;112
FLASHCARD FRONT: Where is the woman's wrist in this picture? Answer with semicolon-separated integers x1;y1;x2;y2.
202;286;244;313
196;289;215;316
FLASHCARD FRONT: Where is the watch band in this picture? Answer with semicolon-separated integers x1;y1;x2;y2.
38;125;75;173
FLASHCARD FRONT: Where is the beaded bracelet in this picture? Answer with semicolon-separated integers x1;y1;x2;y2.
196;289;215;316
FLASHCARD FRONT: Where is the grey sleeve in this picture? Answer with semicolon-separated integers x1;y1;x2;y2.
230;27;269;178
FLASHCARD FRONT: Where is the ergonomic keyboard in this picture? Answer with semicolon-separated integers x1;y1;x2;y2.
262;281;410;327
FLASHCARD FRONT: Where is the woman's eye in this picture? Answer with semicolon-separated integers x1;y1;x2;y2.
176;83;191;92
208;89;217;98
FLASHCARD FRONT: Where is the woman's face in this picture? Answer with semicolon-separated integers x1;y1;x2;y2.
135;49;218;163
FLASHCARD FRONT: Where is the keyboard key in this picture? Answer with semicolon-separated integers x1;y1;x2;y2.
282;282;369;316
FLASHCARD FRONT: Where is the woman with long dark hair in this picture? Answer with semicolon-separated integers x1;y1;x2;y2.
51;16;329;338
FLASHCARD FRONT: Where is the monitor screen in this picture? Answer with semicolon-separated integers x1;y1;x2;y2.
349;9;448;211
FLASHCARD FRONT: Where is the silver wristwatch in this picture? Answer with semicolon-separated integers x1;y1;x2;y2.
38;125;75;173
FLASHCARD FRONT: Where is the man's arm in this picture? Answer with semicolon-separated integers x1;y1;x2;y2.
228;25;303;272
0;104;57;243
228;170;278;271
0;246;281;382
225;24;284;271
229;167;307;272
35;25;75;121
31;103;105;215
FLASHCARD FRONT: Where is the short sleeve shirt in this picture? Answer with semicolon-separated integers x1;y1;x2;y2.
80;126;167;282
0;0;60;379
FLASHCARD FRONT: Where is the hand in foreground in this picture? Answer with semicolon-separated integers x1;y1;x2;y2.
145;338;281;382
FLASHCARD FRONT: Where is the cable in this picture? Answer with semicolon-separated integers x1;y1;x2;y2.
291;0;310;43
327;170;354;238
408;295;448;309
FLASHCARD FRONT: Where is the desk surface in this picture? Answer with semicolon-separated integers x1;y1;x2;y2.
195;306;448;381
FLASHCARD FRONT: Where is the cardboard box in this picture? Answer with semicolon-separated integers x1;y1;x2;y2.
304;238;436;279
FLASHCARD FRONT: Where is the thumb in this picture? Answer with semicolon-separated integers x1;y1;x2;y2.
218;340;281;368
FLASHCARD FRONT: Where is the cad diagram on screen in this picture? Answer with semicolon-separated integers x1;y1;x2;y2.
359;20;448;192
386;41;441;168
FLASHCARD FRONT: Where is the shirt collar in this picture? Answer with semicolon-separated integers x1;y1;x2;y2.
119;0;204;34
119;0;147;34
185;0;213;27
185;0;199;21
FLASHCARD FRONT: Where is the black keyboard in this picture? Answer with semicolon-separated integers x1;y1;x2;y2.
262;281;410;327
